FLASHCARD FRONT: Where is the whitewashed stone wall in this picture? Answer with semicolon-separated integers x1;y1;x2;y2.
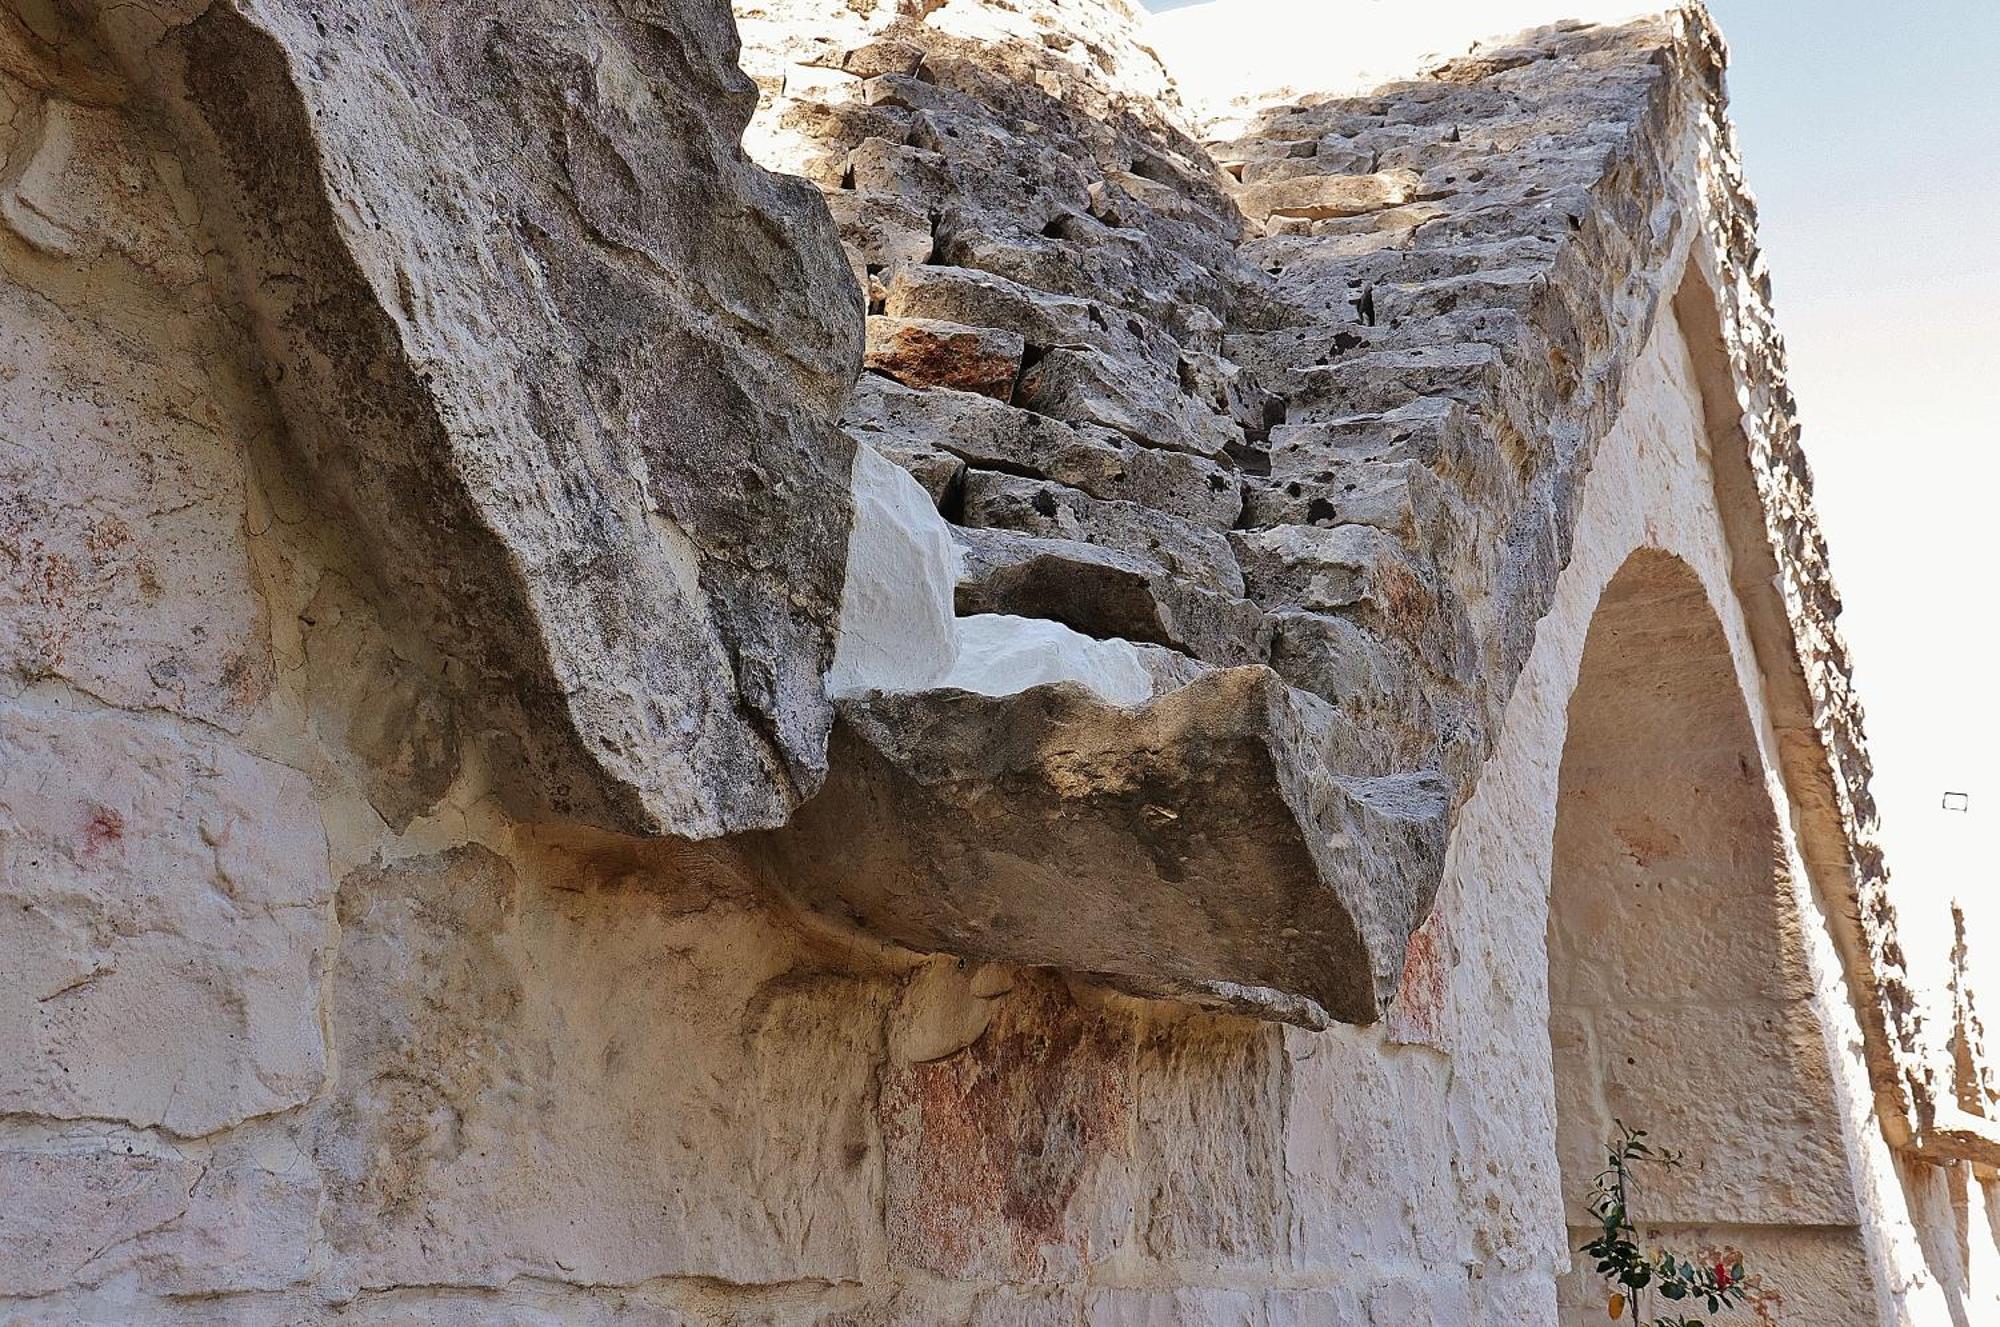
2;1;1994;1324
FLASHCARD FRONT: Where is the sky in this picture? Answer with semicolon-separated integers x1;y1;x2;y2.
1698;0;1999;993
1142;1;1999;996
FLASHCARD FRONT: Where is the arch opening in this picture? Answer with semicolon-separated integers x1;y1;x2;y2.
1548;549;1875;1324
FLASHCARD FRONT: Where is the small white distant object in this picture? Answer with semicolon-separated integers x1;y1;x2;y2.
1942;791;1970;813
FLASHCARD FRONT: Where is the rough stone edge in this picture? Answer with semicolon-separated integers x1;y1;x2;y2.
82;0;862;842
1668;4;1935;1149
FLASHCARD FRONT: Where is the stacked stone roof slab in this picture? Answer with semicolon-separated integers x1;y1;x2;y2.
733;0;1931;1071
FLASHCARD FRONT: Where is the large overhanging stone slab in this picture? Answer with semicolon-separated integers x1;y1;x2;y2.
83;0;863;838
757;667;1449;1026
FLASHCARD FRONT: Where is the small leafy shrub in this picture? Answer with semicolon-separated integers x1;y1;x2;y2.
1581;1123;1754;1325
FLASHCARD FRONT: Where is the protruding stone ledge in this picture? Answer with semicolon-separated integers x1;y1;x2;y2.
755;667;1448;1026
92;0;865;841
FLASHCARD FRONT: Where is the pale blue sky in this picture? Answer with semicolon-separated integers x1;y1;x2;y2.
1702;0;1997;949
1143;1;1998;977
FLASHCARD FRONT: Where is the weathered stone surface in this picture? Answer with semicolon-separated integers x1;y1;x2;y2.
0;98;271;732
961;471;1245;597
0;1147;198;1297
84;0;864;839
845;376;1241;527
0;1137;317;1297
824;188;936;270
1017;345;1239;457
759;668;1449;1024
1233;523;1418;616
301;575;460;832
1130;1017;1289;1268
955;526;1266;665
881;974;1133;1281
866;315;1025;399
0;2;1956;1320
314;844;891;1288
1235;169;1424;223
848;373;1124;483
0;704;332;1136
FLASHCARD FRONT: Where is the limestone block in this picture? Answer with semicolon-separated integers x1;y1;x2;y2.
1085;1288;1362;1326
1244;457;1454;540
1263;398;1482;477
866;315;1025;399
848;136;954;208
1089;432;1245;530
1555;1224;1877;1327
1233;523;1422;618
0;91;199;275
0;1136;318;1297
1363;1278;1474;1326
1547;860;1795;1011
884;263;1102;348
865;436;967;506
1017;345;1239;457
0;1147;196;1297
954;526;1267;666
1570;1004;1858;1226
1292;345;1505;420
1283;1027;1459;1271
1238;155;1342;186
964;1289;1090;1327
848;374;1132;488
844;39;927;79
888;956;1012;1065
1130;1018;1289;1267
0;217;269;730
866;73;964;115
879;976;1133;1281
1085;1289;1263;1326
301;575;461;831
315;845;890;1288
98;0;864;837
1235;169;1424;222
845;377;1240;528
1264;608;1415;710
127;1138;318;1295
759;669;1450;1024
905;115;1094;223
0;705;332;1134
823;189;936;268
961;472;1245;597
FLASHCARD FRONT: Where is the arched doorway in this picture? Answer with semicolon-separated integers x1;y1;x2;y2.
1547;549;1876;1324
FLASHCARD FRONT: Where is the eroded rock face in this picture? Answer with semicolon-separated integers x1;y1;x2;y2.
0;704;333;1136
75;0;863;838
761;668;1449;1025
0;0;1951;1320
314;844;892;1288
733;0;1701;1021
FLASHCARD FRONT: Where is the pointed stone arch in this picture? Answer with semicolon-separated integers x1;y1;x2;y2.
1547;548;1878;1323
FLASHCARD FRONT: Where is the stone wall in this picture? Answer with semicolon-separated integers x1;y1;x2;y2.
2;0;1994;1323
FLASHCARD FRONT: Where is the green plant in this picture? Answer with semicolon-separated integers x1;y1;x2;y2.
1581;1122;1752;1325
